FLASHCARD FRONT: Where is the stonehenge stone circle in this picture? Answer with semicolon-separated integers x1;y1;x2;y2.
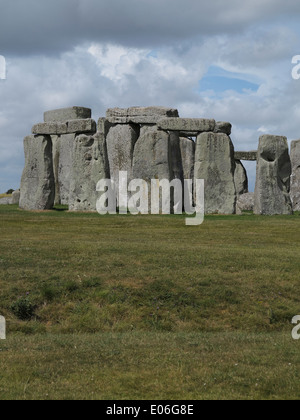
290;140;300;211
254;135;293;215
16;106;300;215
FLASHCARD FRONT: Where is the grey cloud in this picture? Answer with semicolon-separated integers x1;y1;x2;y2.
1;0;300;55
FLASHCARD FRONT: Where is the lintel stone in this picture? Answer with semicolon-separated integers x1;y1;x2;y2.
234;151;257;161
106;106;179;124
44;107;92;123
157;118;216;133
67;119;96;134
32;122;68;135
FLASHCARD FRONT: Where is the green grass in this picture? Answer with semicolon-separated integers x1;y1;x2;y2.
0;332;299;400
0;205;300;399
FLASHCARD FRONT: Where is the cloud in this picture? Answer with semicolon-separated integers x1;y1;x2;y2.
1;0;300;55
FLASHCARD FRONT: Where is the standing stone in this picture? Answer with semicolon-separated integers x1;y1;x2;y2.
236;192;254;214
68;134;109;211
53;134;76;205
133;129;172;181
254;135;293;215
234;160;248;196
106;124;140;192
11;189;21;205
194;132;236;214
19;135;55;210
179;137;195;181
51;135;60;205
133;129;173;211
290;140;300;211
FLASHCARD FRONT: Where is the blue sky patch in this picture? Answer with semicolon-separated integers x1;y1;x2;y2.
199;65;260;94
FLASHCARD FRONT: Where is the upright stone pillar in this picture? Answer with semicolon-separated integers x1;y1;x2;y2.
179;137;195;181
290;140;300;211
52;134;76;205
194;132;236;214
234;160;248;196
132;129;173;212
68;134;110;212
19;135;55;210
106;124;140;194
254;135;293;215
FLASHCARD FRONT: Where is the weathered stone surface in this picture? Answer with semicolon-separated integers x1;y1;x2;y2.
179;137;195;181
290;140;300;211
51;135;60;205
0;197;12;205
236;192;254;214
132;129;172;212
194;132;236;214
68;134;109;211
139;124;158;137
106;107;179;124
67;119;96;134
234;151;257;161
133;129;172;180
52;134;76;205
214;121;232;135
11;189;20;205
33;123;57;135
19;135;55;210
254;135;293;215
234;160;248;196
32;122;68;135
106;124;140;192
157;118;215;133
97;117;111;135
44;107;91;123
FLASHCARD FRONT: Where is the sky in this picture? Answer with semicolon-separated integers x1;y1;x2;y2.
1;0;300;193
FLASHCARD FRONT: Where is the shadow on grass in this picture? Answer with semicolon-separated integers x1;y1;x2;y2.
52;206;69;212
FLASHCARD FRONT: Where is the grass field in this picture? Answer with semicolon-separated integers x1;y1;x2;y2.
0;205;300;400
